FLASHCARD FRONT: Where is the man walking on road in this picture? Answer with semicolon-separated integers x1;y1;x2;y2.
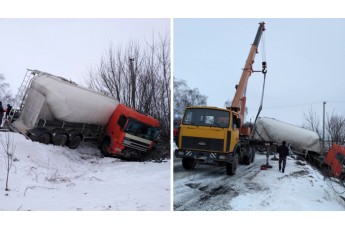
277;141;289;173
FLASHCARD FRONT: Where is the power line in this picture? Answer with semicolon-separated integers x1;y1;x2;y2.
326;101;345;104
247;101;323;110
248;101;345;111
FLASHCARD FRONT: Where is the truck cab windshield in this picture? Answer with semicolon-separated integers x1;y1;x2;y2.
124;118;160;141
182;108;230;128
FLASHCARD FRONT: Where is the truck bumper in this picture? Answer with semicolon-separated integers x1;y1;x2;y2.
175;149;232;163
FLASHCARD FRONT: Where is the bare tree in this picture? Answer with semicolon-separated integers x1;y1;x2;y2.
224;99;248;116
302;107;321;138
0;74;14;105
0;132;16;191
173;78;207;119
224;99;232;108
86;34;170;140
326;111;345;144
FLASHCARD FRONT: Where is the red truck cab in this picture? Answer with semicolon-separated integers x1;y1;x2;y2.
173;119;181;143
324;144;345;178
101;104;160;158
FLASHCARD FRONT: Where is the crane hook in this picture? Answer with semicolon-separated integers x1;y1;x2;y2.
262;61;267;74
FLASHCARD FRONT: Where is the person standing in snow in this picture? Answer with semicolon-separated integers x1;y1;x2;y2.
5;104;12;119
277;141;289;173
0;101;6;127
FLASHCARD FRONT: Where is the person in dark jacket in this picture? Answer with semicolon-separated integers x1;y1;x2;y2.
6;104;12;119
277;141;289;173
0;101;5;127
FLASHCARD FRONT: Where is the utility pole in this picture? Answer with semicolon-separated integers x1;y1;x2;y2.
322;101;326;153
129;58;136;109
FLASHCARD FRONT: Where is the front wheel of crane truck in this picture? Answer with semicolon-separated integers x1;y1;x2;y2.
182;157;196;170
226;152;238;176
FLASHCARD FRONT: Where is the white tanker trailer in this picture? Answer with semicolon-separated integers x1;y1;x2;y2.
252;117;321;153
7;70;160;158
14;70;119;132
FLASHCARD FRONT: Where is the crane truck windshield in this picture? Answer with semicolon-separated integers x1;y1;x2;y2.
124;118;160;141
182;108;230;128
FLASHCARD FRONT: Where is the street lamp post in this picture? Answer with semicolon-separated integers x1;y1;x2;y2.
322;101;326;153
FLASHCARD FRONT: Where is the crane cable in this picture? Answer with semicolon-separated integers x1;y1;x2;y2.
261;31;267;63
252;32;267;128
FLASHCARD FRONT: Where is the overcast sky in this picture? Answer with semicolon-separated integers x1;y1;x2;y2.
2;18;345;128
0;18;170;94
174;18;345;126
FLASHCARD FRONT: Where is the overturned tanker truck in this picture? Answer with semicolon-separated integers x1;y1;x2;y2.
6;69;160;159
252;117;321;153
253;117;345;179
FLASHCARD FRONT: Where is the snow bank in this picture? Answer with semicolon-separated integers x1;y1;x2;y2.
0;132;170;211
229;154;345;210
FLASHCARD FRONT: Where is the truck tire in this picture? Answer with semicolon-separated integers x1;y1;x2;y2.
243;155;251;165
251;148;256;163
67;135;81;149
182;157;196;170
36;133;51;144
321;164;331;177
226;153;238;176
100;139;112;157
52;134;68;146
242;146;251;165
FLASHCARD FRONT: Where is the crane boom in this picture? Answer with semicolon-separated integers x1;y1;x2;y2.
230;22;266;130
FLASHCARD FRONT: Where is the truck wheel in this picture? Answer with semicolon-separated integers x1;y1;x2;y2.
182;157;196;170
37;133;51;144
251;148;256;163
52;134;68;146
226;154;238;175
100;139;111;157
242;146;251;165
67;135;81;149
243;155;251;165
321;164;331;177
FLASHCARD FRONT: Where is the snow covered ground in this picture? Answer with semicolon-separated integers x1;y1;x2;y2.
174;145;345;211
0;132;170;211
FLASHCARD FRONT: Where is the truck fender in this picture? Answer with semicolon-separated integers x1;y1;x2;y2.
52;128;68;136
67;130;83;140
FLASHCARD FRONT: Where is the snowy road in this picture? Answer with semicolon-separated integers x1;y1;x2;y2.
173;152;345;211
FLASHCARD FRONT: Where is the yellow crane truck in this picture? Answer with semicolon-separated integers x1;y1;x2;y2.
175;22;268;175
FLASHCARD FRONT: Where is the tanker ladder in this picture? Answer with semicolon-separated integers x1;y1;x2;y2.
7;69;36;123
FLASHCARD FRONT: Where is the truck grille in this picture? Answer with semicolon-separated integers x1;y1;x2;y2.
181;136;224;152
123;133;151;152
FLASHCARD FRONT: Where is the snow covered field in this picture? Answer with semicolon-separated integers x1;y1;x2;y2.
0;132;170;211
174;146;345;211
